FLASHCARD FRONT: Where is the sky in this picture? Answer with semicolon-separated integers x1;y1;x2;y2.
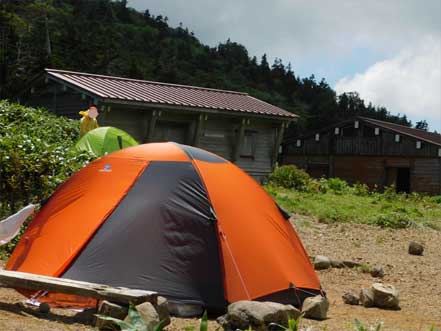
128;0;441;131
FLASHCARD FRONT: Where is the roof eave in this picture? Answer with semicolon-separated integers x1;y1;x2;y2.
103;98;297;122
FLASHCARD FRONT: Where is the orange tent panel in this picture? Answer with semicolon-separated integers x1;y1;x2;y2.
192;160;321;302
7;157;148;277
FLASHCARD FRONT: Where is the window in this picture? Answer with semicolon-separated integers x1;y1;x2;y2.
416;141;422;149
334;127;340;135
296;139;302;147
315;133;320;141
240;130;256;157
395;134;401;143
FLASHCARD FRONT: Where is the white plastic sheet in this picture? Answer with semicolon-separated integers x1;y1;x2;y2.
0;204;36;245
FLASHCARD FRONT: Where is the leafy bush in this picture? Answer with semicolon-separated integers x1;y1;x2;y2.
0;101;94;252
370;212;412;229
318;177;349;194
353;182;370;196
95;304;166;331
268;165;313;191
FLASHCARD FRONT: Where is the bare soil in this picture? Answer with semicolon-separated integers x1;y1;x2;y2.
0;216;440;330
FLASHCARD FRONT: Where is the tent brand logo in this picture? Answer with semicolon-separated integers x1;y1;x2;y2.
99;164;112;173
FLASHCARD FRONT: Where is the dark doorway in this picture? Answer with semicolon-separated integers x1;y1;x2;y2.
396;167;410;193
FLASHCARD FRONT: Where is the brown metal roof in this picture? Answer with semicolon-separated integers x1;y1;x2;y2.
360;117;441;147
46;69;297;119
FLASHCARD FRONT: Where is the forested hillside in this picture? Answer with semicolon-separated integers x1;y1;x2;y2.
0;0;418;134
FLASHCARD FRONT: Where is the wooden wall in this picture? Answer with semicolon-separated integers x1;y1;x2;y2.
22;82;283;181
284;155;441;194
100;107;279;180
287;122;440;158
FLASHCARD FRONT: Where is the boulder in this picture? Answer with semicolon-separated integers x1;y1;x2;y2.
359;288;375;308
342;291;359;305
408;242;424;256
217;300;301;331
370;266;385;278
96;301;128;330
314;255;331;270
371;283;400;309
125;302;159;330
167;302;203;317
330;259;345;268
154;296;171;326
301;295;329;320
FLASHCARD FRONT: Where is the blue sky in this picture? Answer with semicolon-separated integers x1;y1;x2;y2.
128;1;441;132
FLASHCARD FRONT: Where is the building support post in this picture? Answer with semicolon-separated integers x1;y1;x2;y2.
272;121;286;167
232;118;246;163
144;110;158;143
193;114;205;147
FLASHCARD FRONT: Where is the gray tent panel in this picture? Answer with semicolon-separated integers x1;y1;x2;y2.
63;161;226;309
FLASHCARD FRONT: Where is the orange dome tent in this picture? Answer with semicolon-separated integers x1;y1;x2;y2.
7;143;322;310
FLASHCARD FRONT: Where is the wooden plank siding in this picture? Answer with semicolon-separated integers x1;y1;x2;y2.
20;82;285;181
283;119;441;194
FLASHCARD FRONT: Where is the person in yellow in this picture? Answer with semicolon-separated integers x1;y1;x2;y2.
79;105;99;138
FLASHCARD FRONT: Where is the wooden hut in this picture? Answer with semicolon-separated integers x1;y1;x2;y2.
283;117;441;194
20;69;297;181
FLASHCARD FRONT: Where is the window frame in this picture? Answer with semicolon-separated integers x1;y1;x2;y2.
239;129;257;158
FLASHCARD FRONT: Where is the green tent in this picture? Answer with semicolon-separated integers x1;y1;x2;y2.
75;127;138;157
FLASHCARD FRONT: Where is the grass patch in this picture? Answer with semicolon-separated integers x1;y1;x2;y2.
266;185;441;230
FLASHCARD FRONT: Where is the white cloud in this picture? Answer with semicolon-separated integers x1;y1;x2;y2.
335;36;441;131
128;0;441;130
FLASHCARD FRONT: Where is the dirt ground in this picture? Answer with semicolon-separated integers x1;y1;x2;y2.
0;216;440;331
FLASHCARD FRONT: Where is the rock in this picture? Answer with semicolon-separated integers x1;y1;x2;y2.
314;255;331;270
167;302;203;317
217;300;301;331
125;302;159;330
408;241;424;256
359;288;375;308
342;291;359;305
371;283;400;309
74;308;96;325
301;295;329;320
342;260;361;268
96;301;128;330
370;265;385;278
38;302;50;314
154;296;171;326
330;259;345;268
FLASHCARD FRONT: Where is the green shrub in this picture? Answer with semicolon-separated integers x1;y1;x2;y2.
353;182;370;196
369;212;411;229
268;165;312;191
319;177;349;194
0;101;94;253
95;304;166;331
430;196;441;204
